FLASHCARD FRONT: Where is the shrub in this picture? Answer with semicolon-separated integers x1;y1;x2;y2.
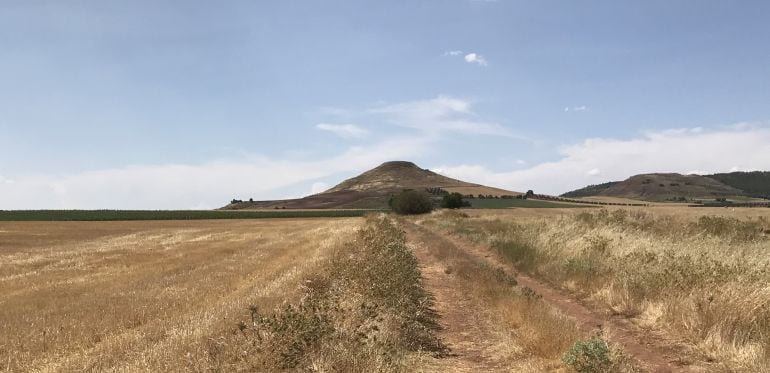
440;192;467;209
390;190;434;215
562;337;612;373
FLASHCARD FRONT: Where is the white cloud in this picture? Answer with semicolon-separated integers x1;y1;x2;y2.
443;51;489;66
586;168;601;176
310;182;329;194
315;123;368;138
433;125;770;195
464;53;488;66
0;136;429;210
371;95;527;140
565;106;589;112
1;94;523;209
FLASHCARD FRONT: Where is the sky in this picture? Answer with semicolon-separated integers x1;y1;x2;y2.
2;0;770;209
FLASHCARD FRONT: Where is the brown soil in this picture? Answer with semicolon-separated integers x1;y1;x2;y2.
411;221;709;372
401;222;510;372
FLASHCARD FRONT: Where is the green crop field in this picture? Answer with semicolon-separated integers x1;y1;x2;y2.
467;198;586;209
0;209;379;221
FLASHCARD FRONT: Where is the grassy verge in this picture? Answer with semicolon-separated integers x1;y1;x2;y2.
428;209;770;371
406;217;637;371
0;209;380;221
218;215;444;372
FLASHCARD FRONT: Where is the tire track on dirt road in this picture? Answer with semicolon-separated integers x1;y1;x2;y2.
413;221;708;373
402;222;511;372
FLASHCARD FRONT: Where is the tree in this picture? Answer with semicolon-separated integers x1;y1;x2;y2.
441;192;466;209
524;190;534;199
390;190;434;215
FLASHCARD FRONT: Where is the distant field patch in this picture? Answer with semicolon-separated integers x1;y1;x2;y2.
467;199;586;209
0;209;378;221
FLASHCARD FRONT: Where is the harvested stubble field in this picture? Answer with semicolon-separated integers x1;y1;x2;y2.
0;218;364;371
4;206;769;372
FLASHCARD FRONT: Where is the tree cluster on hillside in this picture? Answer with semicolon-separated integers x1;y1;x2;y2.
708;171;770;199
561;181;619;198
425;187;449;196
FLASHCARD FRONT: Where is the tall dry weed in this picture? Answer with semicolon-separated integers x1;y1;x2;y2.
428;209;770;371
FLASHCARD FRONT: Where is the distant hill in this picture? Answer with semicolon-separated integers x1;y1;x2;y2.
562;171;770;201
708;171;770;199
560;181;619;198
325;161;473;193
223;161;522;210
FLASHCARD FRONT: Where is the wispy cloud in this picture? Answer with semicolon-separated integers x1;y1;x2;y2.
370;95;525;139
3;122;768;209
443;50;488;66
0;136;430;209
433;124;770;195
315;123;368;138
0;94;525;209
464;53;488;66
564;105;589;112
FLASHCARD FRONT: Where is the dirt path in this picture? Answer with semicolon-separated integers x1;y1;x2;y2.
402;222;511;372
413;221;705;373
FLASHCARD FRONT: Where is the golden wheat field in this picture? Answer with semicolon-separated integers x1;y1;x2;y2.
3;206;770;372
0;218;361;372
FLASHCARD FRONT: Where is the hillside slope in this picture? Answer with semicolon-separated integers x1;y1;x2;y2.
563;171;768;201
326;161;475;193
223;161;521;210
708;171;770;199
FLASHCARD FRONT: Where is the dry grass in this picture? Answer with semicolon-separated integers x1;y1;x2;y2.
425;207;770;372
0;218;361;372
228;215;444;372
405;216;600;372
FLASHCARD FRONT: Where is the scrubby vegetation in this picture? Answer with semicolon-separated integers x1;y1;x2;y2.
230;216;444;371
440;192;469;209
562;181;620;198
429;209;770;371
708;171;770;199
389;190;434;215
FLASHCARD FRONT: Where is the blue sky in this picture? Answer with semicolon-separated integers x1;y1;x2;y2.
2;1;770;209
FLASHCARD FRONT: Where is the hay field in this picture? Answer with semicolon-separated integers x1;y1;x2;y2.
424;206;770;371
0;218;360;372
